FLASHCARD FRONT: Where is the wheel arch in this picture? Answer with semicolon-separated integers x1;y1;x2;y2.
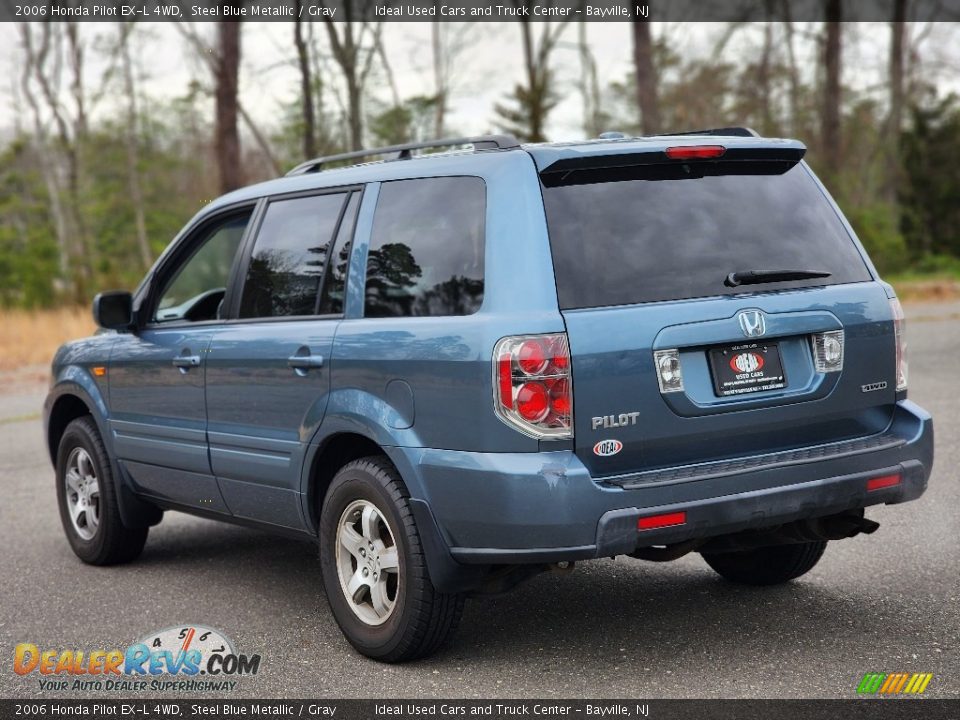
46;390;99;465
302;432;387;532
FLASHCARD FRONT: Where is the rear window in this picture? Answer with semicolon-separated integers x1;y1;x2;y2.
542;163;872;309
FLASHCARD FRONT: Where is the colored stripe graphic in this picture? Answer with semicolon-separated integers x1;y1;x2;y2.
858;672;932;695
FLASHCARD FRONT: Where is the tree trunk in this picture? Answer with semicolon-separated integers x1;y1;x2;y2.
215;19;243;193
294;6;316;159
782;1;802;136
822;0;843;179
431;20;446;138
886;0;907;202
118;24;152;271
631;20;661;135
757;3;775;134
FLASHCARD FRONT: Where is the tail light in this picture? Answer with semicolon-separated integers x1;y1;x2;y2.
494;334;572;438
890;298;908;391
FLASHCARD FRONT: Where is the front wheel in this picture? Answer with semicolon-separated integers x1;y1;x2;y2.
701;540;827;586
55;416;148;565
319;457;464;662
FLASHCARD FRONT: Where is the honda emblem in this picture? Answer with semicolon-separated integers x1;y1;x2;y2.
738;310;766;338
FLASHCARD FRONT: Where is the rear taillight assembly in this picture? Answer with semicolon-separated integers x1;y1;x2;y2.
890;298;908;391
811;330;845;373
494;334;572;438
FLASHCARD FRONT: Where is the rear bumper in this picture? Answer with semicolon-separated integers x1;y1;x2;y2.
388;400;932;575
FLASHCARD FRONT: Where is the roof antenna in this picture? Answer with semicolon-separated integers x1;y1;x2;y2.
597;131;628;140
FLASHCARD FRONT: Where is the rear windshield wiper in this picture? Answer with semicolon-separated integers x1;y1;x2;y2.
725;269;832;288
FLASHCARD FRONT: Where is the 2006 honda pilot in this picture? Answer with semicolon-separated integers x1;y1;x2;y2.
44;129;934;662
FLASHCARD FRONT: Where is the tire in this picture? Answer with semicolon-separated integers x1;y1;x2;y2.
55;416;148;565
701;540;827;586
319;456;464;662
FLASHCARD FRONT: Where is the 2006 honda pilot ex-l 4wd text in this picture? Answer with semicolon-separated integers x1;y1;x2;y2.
45;130;933;662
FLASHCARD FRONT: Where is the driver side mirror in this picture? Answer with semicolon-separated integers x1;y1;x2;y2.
93;291;134;331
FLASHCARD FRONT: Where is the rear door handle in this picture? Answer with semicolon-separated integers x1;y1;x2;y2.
172;355;201;369
287;354;325;370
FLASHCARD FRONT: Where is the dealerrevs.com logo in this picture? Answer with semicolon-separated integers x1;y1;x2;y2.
13;625;260;693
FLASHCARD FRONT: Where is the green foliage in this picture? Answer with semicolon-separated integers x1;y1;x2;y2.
900;96;960;259
0;141;59;308
845;204;909;275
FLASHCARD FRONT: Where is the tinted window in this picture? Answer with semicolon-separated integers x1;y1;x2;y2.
542;163;872;309
154;212;250;323
364;177;485;318
239;193;347;318
318;192;360;315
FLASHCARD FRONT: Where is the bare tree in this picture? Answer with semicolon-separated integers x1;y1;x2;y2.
631;20;661;135
781;2;803;136
18;25;69;286
822;0;843;178
215;19;242;193
885;0;907;201
321;6;382;150
118;24;152;271
19;22;93;299
293;5;316;159
577;22;605;137
176;23;282;179
494;12;568;142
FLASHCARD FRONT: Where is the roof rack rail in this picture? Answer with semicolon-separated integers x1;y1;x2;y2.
654;126;760;138
285;134;521;176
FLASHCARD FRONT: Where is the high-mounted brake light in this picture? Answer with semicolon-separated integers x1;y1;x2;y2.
494;334;573;438
890;298;908;392
665;145;726;160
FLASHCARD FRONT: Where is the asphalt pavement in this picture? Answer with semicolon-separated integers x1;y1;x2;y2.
2;303;958;699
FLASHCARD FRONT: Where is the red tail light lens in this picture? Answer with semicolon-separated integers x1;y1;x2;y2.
494;333;573;438
665;145;726;160
890;298;908;392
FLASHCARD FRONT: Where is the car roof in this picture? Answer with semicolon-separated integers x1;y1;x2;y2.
205;131;806;213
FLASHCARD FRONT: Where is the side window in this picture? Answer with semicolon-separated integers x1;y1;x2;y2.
154;212;251;323
239;192;347;318
318;192;360;315
364;176;485;318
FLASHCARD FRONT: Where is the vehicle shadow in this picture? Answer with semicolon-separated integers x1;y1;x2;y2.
127;516;925;679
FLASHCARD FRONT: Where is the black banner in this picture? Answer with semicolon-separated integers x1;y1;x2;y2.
3;700;960;720
3;0;960;23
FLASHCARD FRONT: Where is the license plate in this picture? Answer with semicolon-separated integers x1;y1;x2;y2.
708;342;787;397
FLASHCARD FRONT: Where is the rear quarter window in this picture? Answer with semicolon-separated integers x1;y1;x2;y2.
542;163;872;309
364;176;485;318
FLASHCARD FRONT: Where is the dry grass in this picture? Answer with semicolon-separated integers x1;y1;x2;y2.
0;307;94;372
892;279;960;303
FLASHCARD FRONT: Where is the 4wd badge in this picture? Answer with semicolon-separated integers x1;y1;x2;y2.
593;439;623;457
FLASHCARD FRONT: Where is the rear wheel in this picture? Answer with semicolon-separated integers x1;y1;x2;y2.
319;456;464;662
55;416;148;565
701;540;827;586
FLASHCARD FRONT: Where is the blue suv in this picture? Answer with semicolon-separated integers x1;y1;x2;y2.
44;130;933;662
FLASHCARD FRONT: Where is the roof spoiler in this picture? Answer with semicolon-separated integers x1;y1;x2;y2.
539;142;807;187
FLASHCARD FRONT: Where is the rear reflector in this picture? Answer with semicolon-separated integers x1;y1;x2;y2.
637;511;687;531
665;145;726;160
867;474;901;492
